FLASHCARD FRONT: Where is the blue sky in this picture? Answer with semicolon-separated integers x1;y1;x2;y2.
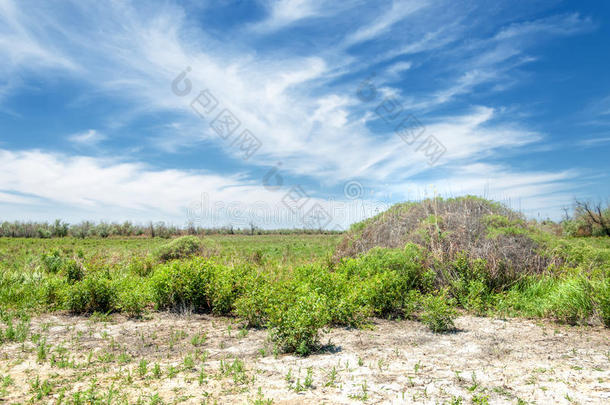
0;0;609;229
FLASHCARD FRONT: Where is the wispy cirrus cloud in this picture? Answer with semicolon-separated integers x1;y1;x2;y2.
68;129;106;146
578;136;610;147
344;0;430;46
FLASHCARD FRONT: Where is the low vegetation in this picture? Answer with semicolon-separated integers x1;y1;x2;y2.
1;197;609;359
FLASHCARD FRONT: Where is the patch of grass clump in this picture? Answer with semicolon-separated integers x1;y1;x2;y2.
594;277;610;327
546;277;593;325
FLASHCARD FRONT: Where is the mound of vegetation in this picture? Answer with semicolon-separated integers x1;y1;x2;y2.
154;236;208;262
336;196;555;289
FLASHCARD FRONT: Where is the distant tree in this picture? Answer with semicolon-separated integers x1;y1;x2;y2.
575;200;610;237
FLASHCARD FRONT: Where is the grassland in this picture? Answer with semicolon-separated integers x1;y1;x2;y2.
0;207;609;403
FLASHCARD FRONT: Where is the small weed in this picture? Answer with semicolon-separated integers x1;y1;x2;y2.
138;359;148;377
324;366;338;387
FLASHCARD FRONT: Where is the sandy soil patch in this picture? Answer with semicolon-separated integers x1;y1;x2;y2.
0;313;608;404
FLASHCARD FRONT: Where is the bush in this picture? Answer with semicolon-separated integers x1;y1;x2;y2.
358;271;410;318
63;259;84;283
339;245;430;289
115;278;150;318
234;278;272;328
41;251;63;273
154;236;204;262
68;275;117;314
291;264;370;326
420;290;457;332
151;259;214;311
448;254;491;313
151;258;242;313
334;245;431;320
128;256;155;277
42;276;69;309
37;228;52;238
267;288;330;356
335;197;552;284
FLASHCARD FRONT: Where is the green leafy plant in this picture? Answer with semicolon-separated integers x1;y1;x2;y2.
68;275;116;314
267;288;330;356
420;290;457;332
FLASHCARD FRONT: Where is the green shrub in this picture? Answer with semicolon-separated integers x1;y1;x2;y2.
37;228;52;238
40;251;63;273
151;259;212;311
68;276;117;314
291;264;370;326
340;245;429;288
335;246;431;320
327;279;371;327
42;276;69;309
267;289;330;356
128;256;155;277
115;277;150;318
420;290;457;332
63;259;84;283
547;277;593;325
209;264;250;315
359;271;410;318
155;236;203;262
233;273;272;327
449;254;492;313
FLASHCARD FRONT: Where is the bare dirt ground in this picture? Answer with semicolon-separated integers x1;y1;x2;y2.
1;313;608;404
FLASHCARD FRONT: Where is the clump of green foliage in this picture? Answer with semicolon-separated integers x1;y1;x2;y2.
420;290;458;332
150;258;244;315
267;288;330;355
154;236;204;262
68;275;116;314
546;277;594;324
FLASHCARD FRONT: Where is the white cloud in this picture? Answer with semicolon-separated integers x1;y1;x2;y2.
578;136;610;147
255;0;322;31
0;0;77;74
0;148;580;225
386;61;412;78
494;13;593;41
68;129;106;146
0;148;395;228
344;0;429;46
